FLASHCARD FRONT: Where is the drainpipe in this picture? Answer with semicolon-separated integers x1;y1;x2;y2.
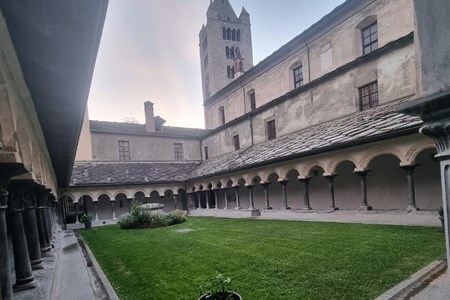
303;38;313;102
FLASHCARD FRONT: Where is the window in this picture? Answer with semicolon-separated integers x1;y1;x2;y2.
219;106;225;125
362;22;378;55
204;146;209;160
226;46;230;59
230;47;235;59
293;65;304;88
232;29;236;41
227;28;231;40
267;120;276;140
358;81;379;111
249;91;256;111
233;135;240;150
174;143;183;161
227;66;232;78
237;29;241;41
118;140;130;161
222;27;226;40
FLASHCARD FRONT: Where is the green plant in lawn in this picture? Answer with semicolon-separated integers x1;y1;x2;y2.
117;200;187;229
199;273;236;300
79;213;93;224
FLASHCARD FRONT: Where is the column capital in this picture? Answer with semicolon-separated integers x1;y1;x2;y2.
298;176;312;183
420;119;450;159
245;184;255;189
278;180;289;187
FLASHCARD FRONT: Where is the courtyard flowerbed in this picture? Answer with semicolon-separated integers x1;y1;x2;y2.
81;217;445;300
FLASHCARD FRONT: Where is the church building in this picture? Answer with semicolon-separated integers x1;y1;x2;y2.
67;0;443;223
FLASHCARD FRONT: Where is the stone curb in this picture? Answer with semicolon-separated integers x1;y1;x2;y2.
375;258;447;300
75;230;120;300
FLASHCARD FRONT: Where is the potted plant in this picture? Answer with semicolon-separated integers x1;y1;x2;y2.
439;207;445;228
79;213;93;229
198;273;242;300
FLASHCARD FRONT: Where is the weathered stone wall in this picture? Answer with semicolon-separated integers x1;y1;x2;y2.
203;0;415;135
0;9;57;191
91;132;202;162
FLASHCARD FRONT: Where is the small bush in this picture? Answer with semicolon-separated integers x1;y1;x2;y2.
117;200;187;229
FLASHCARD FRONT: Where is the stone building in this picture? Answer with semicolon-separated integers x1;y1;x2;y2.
68;0;447;224
0;0;107;298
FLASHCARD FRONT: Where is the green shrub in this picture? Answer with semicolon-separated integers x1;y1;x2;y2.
117;200;187;229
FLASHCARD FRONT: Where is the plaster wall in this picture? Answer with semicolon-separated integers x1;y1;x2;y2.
204;0;414;130
91;132;202;161
202;44;415;158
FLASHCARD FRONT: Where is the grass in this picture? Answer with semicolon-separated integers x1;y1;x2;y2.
80;217;445;300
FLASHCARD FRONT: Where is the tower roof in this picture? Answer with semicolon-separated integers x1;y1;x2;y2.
206;0;238;20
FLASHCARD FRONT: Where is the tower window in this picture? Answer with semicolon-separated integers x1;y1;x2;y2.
237;30;241;41
233;135;240;150
118;140;130;161
230;47;235;59
223;27;226;40
293;65;304;88
204;146;209;160
174;143;183;161
219;106;225;125
267;120;276;140
227;28;232;40
226;46;230;59
358;81;378;111
249;91;256;111
362;22;378;55
232;29;236;41
227;66;232;78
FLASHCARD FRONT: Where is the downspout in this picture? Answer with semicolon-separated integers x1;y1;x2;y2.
303;38;313;102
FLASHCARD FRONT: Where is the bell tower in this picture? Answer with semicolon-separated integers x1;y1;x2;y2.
199;0;253;101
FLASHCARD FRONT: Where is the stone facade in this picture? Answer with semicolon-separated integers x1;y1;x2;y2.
68;0;447;226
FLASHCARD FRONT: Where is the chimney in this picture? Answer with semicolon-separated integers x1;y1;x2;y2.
144;101;156;132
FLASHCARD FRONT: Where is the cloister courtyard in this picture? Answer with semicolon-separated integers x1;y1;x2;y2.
80;217;445;300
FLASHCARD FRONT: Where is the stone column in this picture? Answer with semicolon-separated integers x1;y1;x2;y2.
355;171;372;210
111;200;117;220
401;165;419;211
94;201;99;221
213;190;219;209
173;194;179;210
0;179;12;300
7;189;37;292
247;185;255;210
74;202;79;224
260;183;272;210
223;188;229;209
195;192;202;209
324;175;339;211
36;193;51;253
233;186;241;210
205;191;210;209
279;181;291;210
22;191;44;270
299;178;312;210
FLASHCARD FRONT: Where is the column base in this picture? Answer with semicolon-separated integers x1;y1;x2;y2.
359;205;372;211
303;206;312;211
13;276;36;292
224;207;229;210
407;205;419;212
248;207;255;211
281;207;291;210
234;207;241;210
30;258;44;270
330;206;339;211
264;206;273;210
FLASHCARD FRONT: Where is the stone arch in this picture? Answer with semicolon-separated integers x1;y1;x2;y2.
134;191;147;203
360;148;404;170
406;142;436;164
94;191;113;201
113;190;132;199
278;166;301;181
302;162;327;178
224;179;233;188
328;157;358;175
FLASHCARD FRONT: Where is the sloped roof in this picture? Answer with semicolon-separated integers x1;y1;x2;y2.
70;161;199;187
90;120;208;138
190;100;423;179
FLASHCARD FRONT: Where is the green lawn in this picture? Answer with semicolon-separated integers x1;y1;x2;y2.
81;217;445;300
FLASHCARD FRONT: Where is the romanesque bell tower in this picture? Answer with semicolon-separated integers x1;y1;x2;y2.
199;0;253;101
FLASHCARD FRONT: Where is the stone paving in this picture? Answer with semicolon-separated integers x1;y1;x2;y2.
410;271;450;300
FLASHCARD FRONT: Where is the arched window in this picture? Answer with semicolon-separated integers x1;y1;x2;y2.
227;28;232;40
231;66;235;78
226;46;230;59
235;47;240;58
237;29;241;41
222;27;227;40
232;29;236;41
230;47;235;59
227;66;232;78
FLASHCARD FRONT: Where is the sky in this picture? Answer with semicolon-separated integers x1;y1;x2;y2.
87;0;345;129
